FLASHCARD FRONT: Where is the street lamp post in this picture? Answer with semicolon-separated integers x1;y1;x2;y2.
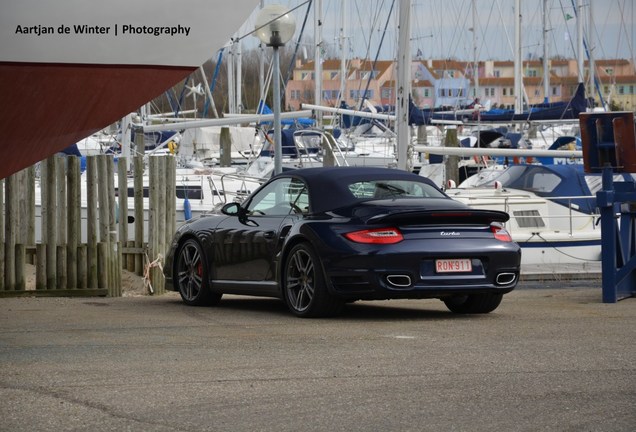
255;5;296;175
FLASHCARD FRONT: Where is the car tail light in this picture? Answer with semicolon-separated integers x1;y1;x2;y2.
490;223;512;242
343;227;404;244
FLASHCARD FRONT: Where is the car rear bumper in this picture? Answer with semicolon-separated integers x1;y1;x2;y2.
323;247;520;300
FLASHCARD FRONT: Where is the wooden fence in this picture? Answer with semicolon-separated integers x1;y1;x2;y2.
0;154;176;297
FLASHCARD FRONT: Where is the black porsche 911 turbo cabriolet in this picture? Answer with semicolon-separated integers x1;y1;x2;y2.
163;166;521;317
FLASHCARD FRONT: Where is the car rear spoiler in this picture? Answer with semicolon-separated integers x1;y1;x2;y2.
366;209;510;225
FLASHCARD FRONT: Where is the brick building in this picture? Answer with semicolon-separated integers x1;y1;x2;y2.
285;57;636;112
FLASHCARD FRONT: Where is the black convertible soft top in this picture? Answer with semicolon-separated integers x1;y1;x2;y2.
274;166;443;214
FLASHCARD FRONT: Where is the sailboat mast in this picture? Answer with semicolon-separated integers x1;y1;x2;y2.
314;0;323;127
259;0;265;103
543;0;550;103
514;0;523;114
228;39;235;114
396;0;411;171
236;38;242;113
589;0;595;106
472;0;479;101
577;0;584;83
339;0;347;103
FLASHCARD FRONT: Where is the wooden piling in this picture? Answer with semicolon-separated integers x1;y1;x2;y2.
27;166;36;256
36;244;46;290
97;242;108;290
156;156;167;294
220;127;232;167
97;155;110;290
45;157;57;289
56;245;67;290
67;157;80;289
165;155;176;259
77;244;88;289
107;156;119;296
444;126;460;186
56;156;67;247
3;174;18;291
133;155;144;276
15;244;25;291
86;156;98;288
5;173;17;289
148;156;158;294
118;157;129;267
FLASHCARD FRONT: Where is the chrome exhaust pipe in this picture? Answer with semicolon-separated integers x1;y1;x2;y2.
386;274;412;288
496;272;516;285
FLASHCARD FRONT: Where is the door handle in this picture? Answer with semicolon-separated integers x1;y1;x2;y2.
263;230;276;239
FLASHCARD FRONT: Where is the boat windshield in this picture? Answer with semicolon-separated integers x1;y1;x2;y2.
471;165;562;194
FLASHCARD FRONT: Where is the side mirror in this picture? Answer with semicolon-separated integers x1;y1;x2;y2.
221;202;242;216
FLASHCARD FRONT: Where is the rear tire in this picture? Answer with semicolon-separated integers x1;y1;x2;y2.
443;293;503;314
175;239;221;306
283;243;344;318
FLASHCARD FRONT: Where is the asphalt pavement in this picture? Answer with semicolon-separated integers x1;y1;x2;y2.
1;279;634;431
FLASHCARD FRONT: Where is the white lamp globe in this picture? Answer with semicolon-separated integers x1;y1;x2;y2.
254;4;296;47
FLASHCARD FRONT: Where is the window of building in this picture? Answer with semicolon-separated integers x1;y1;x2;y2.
330;72;338;80
526;69;538;77
381;88;392;99
510;88;514;96
618;85;625;95
503;88;507;96
605;68;614;76
494;70;501;78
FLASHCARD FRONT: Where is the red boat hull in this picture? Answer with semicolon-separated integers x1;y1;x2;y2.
0;62;195;179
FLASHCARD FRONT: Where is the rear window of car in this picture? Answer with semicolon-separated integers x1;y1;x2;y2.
348;180;446;199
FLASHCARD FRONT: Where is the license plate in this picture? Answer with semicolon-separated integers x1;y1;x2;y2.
435;259;472;273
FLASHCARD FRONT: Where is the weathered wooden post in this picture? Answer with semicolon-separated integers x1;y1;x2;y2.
45;157;57;289
86;156;99;288
107;156;120;297
118;157;129;269
4;173;17;289
56;156;67;289
36;243;46;291
67;156;81;289
97;155;111;291
444;126;460;186
15;244;25;291
148;156;159;293
165;156;177;251
134;155;144;276
220;127;232;167
156;156;167;294
27;166;35;262
77;244;87;289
